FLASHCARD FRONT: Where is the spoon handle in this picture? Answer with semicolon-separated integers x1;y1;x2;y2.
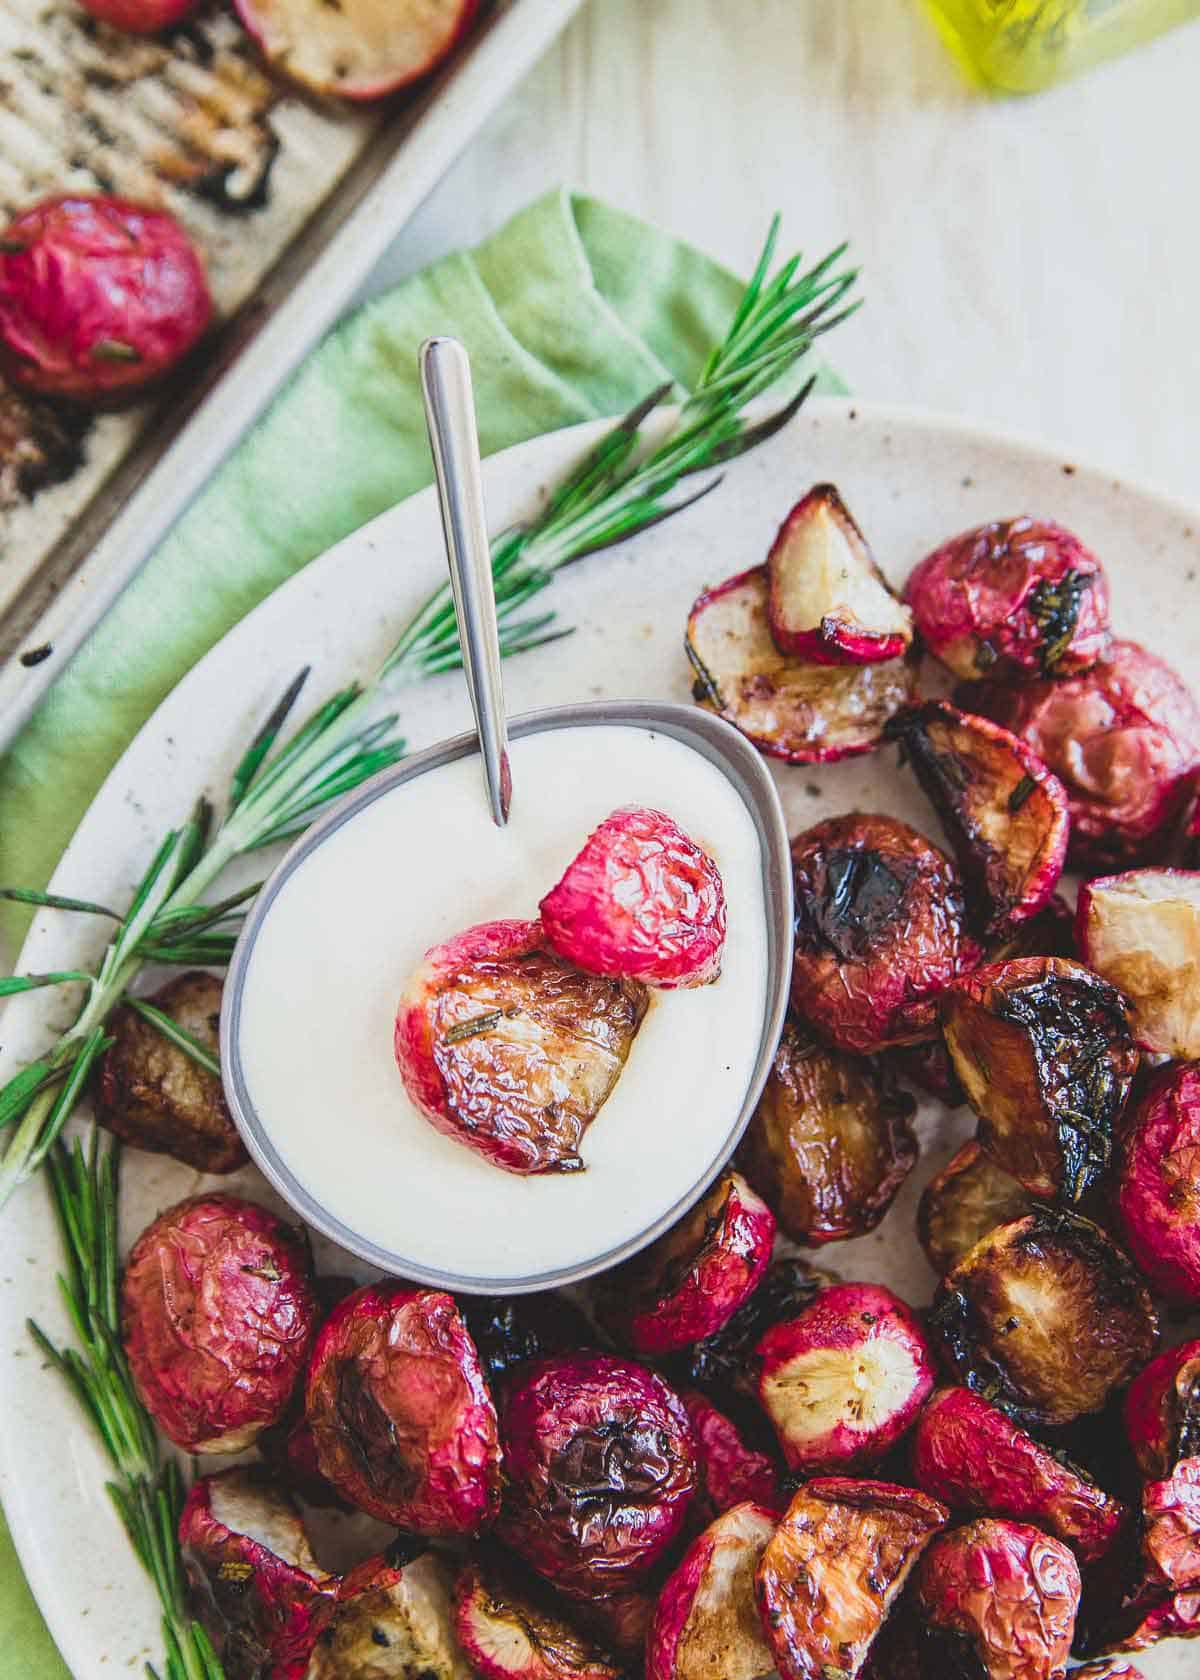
420;336;512;826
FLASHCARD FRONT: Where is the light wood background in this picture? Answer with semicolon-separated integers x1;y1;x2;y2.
368;0;1200;506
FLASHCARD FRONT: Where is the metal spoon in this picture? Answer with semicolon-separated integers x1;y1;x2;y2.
419;336;512;826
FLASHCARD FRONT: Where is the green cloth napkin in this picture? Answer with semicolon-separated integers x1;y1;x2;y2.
0;186;840;1675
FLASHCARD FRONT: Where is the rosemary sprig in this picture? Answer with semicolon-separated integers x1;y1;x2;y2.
0;218;859;1212
31;1131;225;1680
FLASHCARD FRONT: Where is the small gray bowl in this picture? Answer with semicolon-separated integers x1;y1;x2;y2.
221;698;793;1293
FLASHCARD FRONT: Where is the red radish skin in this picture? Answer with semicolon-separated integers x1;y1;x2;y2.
1078;868;1200;1058
904;516;1111;680
680;1391;782;1523
911;1386;1127;1565
790;812;980;1055
960;638;1200;870
0;195;210;400
1142;1457;1200;1592
179;1469;338;1680
497;1353;696;1597
121;1194;315;1454
597;1170;775;1356
1115;1063;1200;1307
686;564;916;764
539;806;726;989
766;484;912;664
233;0;481;100
756;1478;948;1680
646;1502;779;1680
1125;1339;1200;1480
305;1282;501;1534
914;1517;1081;1680
77;0;198;29
394;918;647;1176
756;1282;934;1474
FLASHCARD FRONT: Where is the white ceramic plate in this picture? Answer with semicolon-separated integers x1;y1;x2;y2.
2;398;1198;1678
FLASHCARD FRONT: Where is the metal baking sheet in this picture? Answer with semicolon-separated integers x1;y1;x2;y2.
0;0;585;746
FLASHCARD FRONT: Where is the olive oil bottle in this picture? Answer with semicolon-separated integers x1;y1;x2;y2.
923;0;1199;91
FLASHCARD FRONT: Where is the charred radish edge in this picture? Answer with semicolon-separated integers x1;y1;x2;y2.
1077;868;1200;1059
928;1209;1159;1429
886;701;1069;936
940;957;1138;1203
686;565;916;765
765;484;912;664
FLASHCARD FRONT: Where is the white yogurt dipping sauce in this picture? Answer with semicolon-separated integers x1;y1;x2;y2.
233;724;769;1284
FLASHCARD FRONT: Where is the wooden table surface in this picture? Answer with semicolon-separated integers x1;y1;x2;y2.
368;0;1200;507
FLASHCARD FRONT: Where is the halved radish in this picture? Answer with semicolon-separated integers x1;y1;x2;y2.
767;485;912;664
686;566;915;764
453;1561;621;1680
887;701;1069;936
646;1503;779;1680
1077;869;1200;1059
755;1282;933;1474
233;0;480;101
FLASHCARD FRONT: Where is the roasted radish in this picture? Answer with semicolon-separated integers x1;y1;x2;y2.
765;484;912;664
394;918;647;1175
680;1391;782;1523
122;1194;315;1454
647;1502;778;1680
1087;1584;1200;1658
1125;1339;1200;1480
929;1210;1158;1428
497;1353;696;1596
314;1550;471;1680
94;971;246;1173
1071;1667;1149;1679
755;1478;948;1680
682;1255;832;1404
790;812;979;1054
686;565;915;763
887;1035;966;1105
911;1387;1127;1565
233;0;480;100
179;1468;338;1679
1114;1063;1200;1306
570;1588;655;1665
941;956;1138;1202
539;806;726;988
305;1282;501;1534
1142;1457;1200;1592
740;1019;917;1244
917;1141;1034;1278
987;892;1078;963
453;1561;621;1680
597;1170;775;1356
0;194;210;400
887;701;1068;935
960;638;1200;870
1078;868;1200;1058
913;1517;1081;1680
904;516;1110;680
756;1282;934;1473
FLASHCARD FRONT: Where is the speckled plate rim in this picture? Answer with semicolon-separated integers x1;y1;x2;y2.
2;394;1198;1680
220;698;793;1294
